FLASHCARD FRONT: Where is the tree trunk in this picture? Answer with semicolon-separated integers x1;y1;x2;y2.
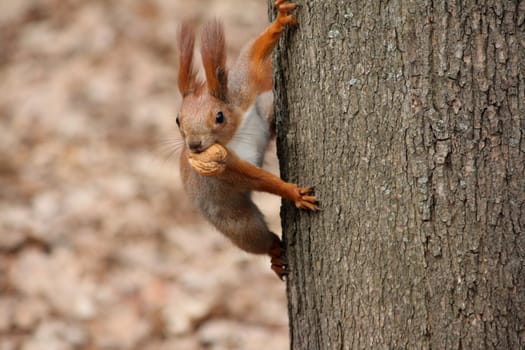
273;1;525;349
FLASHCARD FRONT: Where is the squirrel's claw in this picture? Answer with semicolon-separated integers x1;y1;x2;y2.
271;264;288;281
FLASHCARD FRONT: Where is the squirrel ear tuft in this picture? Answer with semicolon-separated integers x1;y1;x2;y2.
177;23;199;96
201;20;228;102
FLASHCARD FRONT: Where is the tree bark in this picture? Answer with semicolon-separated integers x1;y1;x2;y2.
273;1;525;349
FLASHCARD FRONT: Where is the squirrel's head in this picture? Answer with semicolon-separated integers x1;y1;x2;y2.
176;21;240;153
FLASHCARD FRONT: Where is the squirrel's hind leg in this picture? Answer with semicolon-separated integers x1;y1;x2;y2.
268;238;287;280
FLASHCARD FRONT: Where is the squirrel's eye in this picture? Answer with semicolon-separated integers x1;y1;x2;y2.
215;111;224;124
176;116;180;127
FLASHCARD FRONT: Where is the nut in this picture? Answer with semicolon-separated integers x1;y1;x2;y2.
187;144;228;176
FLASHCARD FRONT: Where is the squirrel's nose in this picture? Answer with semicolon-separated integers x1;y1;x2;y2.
188;140;203;152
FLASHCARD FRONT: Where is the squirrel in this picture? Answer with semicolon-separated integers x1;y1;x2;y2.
175;0;317;279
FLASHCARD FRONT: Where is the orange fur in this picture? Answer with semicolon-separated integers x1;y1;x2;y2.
200;20;228;102
210;148;317;211
177;24;200;96
227;0;296;110
258;58;273;93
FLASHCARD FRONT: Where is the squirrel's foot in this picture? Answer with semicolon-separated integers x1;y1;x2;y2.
274;0;297;27
269;241;287;280
294;187;318;211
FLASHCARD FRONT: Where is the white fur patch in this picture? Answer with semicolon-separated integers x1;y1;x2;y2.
227;103;270;167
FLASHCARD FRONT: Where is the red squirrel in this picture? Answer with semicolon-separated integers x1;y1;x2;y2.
175;0;317;279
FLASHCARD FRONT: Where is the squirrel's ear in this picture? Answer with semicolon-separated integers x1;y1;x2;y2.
177;23;198;96
201;20;228;102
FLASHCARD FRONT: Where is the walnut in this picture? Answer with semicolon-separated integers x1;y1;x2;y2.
187;143;228;176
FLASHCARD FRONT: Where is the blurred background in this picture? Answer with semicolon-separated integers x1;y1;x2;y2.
0;0;288;349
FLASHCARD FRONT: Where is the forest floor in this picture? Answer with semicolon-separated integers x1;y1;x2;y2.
0;1;288;349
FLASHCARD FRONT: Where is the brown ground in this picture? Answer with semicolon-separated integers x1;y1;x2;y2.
0;1;288;349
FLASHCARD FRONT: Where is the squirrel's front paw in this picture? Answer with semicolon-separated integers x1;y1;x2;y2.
187;143;228;176
294;187;318;211
275;0;297;26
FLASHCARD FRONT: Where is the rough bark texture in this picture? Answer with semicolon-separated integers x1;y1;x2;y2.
272;1;525;349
